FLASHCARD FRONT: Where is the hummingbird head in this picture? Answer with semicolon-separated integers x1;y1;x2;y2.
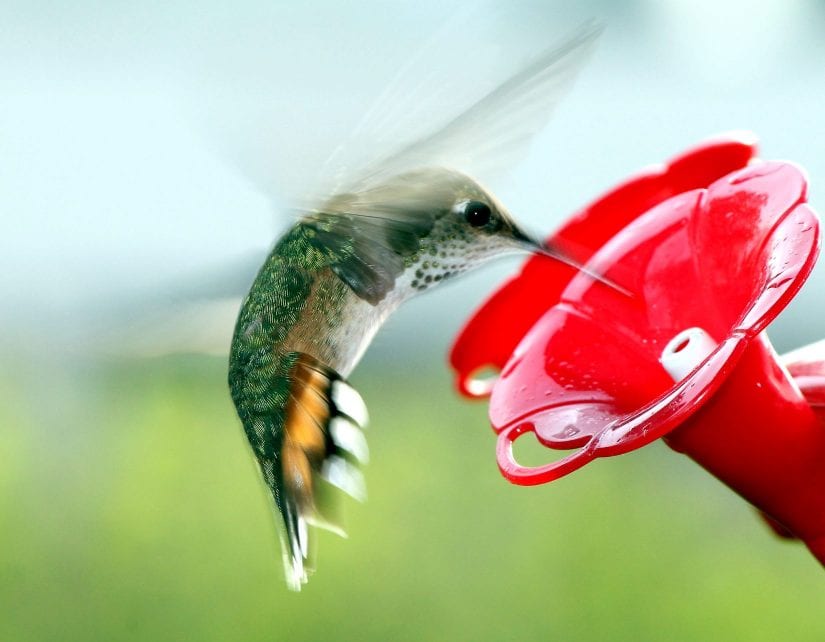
388;168;549;296
313;167;596;306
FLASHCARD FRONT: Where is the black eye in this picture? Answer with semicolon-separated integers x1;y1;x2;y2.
462;201;492;228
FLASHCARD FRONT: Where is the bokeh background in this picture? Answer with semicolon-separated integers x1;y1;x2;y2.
3;1;825;640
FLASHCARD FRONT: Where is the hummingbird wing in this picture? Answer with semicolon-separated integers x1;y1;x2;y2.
108;13;600;359
289;22;602;304
188;8;601;211
320;20;602;200
77;17;602;352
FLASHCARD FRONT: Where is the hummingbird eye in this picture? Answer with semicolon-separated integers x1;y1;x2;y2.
459;200;492;228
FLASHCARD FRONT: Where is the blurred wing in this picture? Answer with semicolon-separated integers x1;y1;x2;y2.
295;21;602;301
189;8;601;210
339;21;602;195
101;13;601;359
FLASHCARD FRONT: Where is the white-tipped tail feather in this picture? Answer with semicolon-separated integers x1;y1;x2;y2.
329;417;370;463
331;380;370;428
277;356;370;590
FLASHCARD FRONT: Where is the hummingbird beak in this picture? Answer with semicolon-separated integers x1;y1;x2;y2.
509;224;567;261
511;225;632;297
511;226;549;255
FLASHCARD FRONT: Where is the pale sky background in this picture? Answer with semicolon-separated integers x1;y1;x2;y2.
3;0;825;363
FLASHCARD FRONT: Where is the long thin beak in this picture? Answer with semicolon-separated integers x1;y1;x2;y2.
511;226;632;297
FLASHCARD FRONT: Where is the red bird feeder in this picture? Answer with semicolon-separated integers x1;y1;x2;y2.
450;134;825;564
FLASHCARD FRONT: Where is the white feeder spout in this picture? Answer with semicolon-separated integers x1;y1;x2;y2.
660;327;718;382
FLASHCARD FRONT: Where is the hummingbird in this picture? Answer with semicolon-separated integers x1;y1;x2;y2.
228;23;604;590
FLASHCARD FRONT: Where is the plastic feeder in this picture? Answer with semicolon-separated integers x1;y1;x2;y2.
450;135;825;563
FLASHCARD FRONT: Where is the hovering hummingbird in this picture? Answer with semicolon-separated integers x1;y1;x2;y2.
228;23;604;590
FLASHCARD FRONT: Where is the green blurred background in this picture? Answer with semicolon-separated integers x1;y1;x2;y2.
4;0;825;640
2;356;825;641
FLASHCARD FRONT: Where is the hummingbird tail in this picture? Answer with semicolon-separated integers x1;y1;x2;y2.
270;354;370;590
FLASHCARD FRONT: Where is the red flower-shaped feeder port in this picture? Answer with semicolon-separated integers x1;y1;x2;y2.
450;134;825;564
